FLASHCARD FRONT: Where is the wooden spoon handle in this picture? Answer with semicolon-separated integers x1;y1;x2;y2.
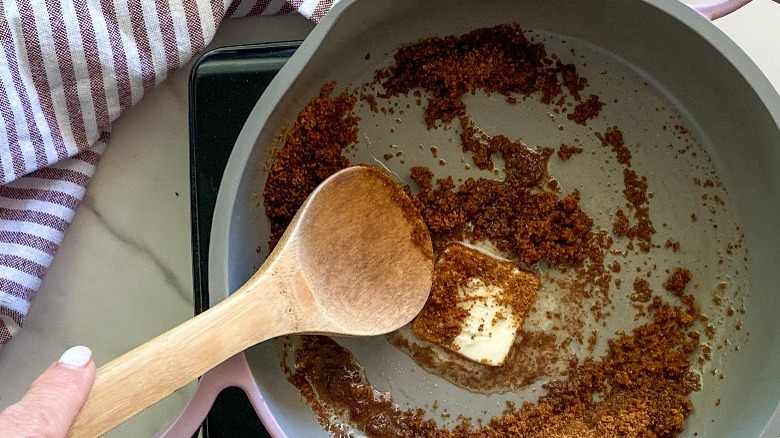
68;274;293;437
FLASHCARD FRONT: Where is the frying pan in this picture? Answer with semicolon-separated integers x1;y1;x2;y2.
159;0;780;436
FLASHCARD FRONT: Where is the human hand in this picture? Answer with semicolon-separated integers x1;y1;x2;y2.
0;346;96;438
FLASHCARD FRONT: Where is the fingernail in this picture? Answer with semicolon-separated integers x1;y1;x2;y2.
58;345;93;368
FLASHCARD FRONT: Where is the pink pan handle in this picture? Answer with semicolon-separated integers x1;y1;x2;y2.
689;0;753;20
153;352;287;438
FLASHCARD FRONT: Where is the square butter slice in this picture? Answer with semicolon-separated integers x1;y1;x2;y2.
412;243;539;366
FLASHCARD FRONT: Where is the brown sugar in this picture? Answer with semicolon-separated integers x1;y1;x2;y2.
282;336;439;438
263;23;703;438
557;143;584;161
631;278;653;303
410;116;598;267
567;94;605;125
409;166;434;191
664;267;692;295
285;288;701;437
623;168;656;251
596;126;632;165
613;209;630;236
412;166;597;266
379;24;603;128
665;239;681;252
664;267;696;309
459;117;553;185
595;127;656;251
512;189;595;265
262;82;357;248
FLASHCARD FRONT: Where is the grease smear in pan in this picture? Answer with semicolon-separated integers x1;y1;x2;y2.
260;24;748;437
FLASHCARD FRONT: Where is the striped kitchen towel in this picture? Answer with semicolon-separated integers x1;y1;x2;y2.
0;0;335;345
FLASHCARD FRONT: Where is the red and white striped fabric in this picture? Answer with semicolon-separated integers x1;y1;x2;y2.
0;0;335;345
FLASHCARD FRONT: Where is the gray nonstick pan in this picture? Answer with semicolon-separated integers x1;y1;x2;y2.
196;0;780;437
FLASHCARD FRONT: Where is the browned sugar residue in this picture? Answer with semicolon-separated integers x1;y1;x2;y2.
630;277;653;319
567;94;605;126
557;143;584;161
262;82;357;248
665;239;681;252
596;126;631;165
613;209;630;236
459;117;553;184
484;292;701;438
282;336;438;438
412;243;539;349
411;116;599;267
597;126;655;251
631;278;653;303
623;168;655;251
286;268;701;437
378;24;602;128
664;267;695;309
361;92;379;112
262;23;710;438
410;166;435;191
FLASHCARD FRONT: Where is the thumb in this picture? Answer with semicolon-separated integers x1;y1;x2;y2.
0;346;97;438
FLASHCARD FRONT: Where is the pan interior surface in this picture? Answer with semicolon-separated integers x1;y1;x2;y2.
210;0;780;436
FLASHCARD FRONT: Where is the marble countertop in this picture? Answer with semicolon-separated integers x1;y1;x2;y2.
0;3;778;437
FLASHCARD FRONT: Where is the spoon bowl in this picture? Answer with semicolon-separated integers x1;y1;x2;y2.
69;166;434;437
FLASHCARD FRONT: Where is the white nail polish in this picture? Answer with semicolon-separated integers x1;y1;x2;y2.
58;345;93;368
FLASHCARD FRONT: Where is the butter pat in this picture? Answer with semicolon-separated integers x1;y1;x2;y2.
412;243;539;367
451;279;519;366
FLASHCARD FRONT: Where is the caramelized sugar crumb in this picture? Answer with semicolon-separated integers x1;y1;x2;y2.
410;166;434;191
263;82;357;248
379;24;603;128
567;94;605;126
631;278;653;303
264;23;707;438
595;127;656;251
557;143;584;161
596;126;632;165
285;286;701;437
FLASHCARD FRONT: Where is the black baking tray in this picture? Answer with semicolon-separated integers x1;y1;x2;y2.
189;41;301;437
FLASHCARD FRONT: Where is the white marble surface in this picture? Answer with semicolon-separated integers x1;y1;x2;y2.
0;2;779;437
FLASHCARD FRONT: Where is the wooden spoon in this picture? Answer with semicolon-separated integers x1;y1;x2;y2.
69;166;435;437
